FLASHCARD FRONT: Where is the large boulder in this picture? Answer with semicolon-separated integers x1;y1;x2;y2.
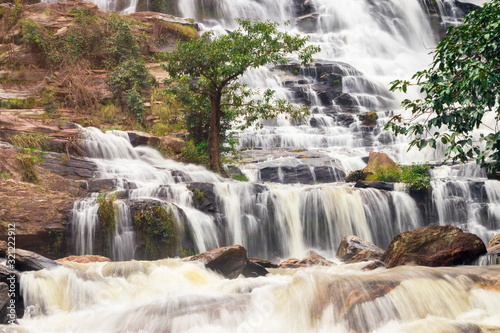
336;235;384;263
381;225;487;268
363;152;400;176
189;245;248;279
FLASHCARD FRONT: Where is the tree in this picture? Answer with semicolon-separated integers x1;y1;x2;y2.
386;0;500;173
161;18;320;174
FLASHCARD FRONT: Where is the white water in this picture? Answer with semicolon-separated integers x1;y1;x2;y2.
13;260;500;333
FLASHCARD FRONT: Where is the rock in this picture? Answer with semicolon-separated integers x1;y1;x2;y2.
295;13;319;33
487;234;500;251
56;255;111;263
188;182;217;213
41;152;98;180
363;151;400;175
127;131;161;148
189;245;248;279
279;252;335;268
381;225;487;268
0;282;15;324
292;0;316;16
279;257;301;268
241;261;268;278
354;180;394;191
0;243;58;271
336;235;384;263
248;257;279;268
259;165;314;184
161;135;185;154
84;178;115;192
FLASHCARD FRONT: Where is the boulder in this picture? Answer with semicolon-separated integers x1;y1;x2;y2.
127;131;161;148
292;0;316;16
0;242;58;271
336;235;384;263
381;225;487;268
189;245;248;279
241;261;268;278
363;151;400;175
487;234;500;251
56;255;111;263
187;182;217;213
0;283;14;324
295;13;319;33
248;257;279;268
279;252;335;268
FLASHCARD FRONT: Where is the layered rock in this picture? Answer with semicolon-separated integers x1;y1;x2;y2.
57;255;111;263
279;252;335;268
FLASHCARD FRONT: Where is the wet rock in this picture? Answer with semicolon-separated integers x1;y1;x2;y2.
334;93;357;110
241;261;268;278
336;235;384;263
0;282;15;324
292;0;316;16
295;13;319;33
314;166;346;183
381;225;487;268
189;245;248;279
0;243;58;272
85;178;115;192
42;152;97;180
355;181;394;191
278;257;301;268
248;257;279;268
487;233;500;251
187;182;217;213
56;255;111;263
259;165;314;184
455;1;479;15
127;131;161;148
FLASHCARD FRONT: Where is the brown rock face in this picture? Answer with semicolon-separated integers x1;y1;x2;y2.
161;135;186;154
336;235;384;263
381;225;487;268
363;152;400;175
57;255;111;263
189;245;248;279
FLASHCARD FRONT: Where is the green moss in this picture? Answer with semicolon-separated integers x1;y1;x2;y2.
48;230;64;256
231;174;249;182
363;111;378;126
97;193;116;254
133;204;178;259
193;188;205;205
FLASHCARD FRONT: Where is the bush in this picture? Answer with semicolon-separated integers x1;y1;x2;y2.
180;140;209;166
363;163;431;191
133;204;178;259
97;193;116;254
17;148;43;183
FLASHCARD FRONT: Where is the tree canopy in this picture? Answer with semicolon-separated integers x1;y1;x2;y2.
386;0;500;172
160;18;320;174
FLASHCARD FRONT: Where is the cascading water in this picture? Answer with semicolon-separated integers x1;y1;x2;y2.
9;0;500;332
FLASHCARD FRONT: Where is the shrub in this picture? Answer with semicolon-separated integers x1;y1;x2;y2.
9;132;48;150
97;193;116;254
17;148;43;183
180;140;209;166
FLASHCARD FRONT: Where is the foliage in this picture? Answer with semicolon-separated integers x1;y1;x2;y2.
9;132;48;150
17;148;44;183
97;193;116;253
48;230;64;256
149;0;179;16
133;204;178;259
180;140;209;166
363;111;378;126
365;163;431;191
193;188;205;205
231;174;249;182
386;0;500;173
0;97;36;109
160;18;320;173
0;172;11;180
345;170;366;183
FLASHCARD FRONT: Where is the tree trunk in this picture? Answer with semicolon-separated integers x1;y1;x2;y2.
207;92;226;176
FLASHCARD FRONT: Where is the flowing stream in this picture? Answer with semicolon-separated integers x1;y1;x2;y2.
11;0;500;332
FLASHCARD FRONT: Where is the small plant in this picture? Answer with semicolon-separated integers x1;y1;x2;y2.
133;204;178;259
365;165;401;182
193;188;205;205
48;230;64;256
345;170;366;183
400;164;431;191
0;97;36;109
231;174;249;182
97;193;117;254
9;132;48;150
363;111;378;126
0;172;11;180
180;140;209;166
17;148;44;184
